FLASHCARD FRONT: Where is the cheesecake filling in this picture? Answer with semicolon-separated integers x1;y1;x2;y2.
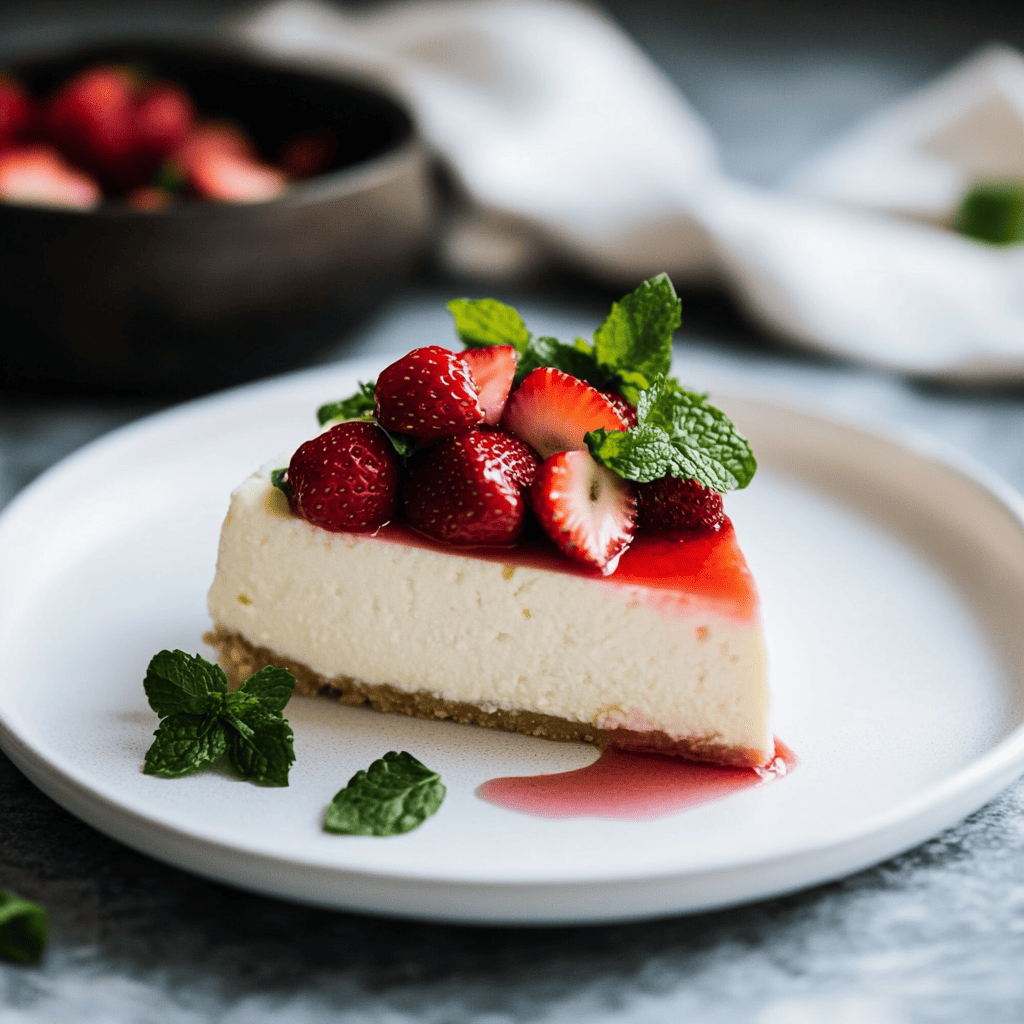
207;471;772;765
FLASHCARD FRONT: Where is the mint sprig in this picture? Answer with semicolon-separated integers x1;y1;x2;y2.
142;651;296;787
317;381;376;426
586;375;756;491
956;182;1024;245
323;751;446;836
0;891;48;965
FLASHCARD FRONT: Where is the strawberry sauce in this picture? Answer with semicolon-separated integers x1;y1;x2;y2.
477;740;796;820
375;518;758;620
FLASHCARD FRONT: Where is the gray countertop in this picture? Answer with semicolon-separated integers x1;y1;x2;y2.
4;1;1024;1019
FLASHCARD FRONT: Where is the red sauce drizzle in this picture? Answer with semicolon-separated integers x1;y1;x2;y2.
477;740;797;820
374;519;757;620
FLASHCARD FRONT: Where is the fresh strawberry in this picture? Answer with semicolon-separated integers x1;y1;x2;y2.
0;145;100;209
187;149;286;203
601;391;638;428
530;450;636;574
44;64;139;188
135;80;194;164
375;346;484;439
404;429;538;546
457;345;517;426
287;421;400;532
175;120;256;167
0;75;34;151
636;476;725;534
501;368;629;460
278;129;338;178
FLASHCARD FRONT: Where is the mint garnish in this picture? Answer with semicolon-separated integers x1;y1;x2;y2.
448;297;532;351
143;651;296;787
956;182;1024;245
323;751;445;836
0;891;48;965
317;381;376;426
591;273;678;403
586;375;756;491
270;467;290;498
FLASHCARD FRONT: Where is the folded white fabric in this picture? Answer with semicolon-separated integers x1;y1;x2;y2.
239;0;1024;381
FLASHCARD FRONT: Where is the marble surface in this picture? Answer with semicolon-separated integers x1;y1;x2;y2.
5;0;1024;1019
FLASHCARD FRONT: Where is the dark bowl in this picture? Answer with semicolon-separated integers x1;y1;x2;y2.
0;39;434;395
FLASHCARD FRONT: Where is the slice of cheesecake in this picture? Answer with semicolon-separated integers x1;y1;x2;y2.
206;468;771;768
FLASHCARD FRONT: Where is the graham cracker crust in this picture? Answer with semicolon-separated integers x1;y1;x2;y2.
204;625;764;767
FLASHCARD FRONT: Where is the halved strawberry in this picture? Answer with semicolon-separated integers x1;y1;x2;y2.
530;449;636;574
188;150;286;203
0;145;100;209
404;429;538;546
287;421;400;532
375;346;484;439
601;391;638;428
636;476;725;534
501;368;629;460
457;345;517;426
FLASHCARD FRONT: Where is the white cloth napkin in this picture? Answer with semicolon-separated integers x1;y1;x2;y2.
238;0;1024;382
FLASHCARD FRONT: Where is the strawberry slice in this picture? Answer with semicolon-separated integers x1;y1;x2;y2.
530;450;636;574
501;368;629;459
187;149;286;203
287;421;401;533
375;346;484;439
457;345;517;426
0;145;100;209
601;391;638;428
636;476;725;534
404;429;538;546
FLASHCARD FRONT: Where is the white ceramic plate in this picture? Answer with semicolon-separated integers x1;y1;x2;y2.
3;359;1024;925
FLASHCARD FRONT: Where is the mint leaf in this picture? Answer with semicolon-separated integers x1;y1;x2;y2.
317;381;376;426
379;426;414;457
585;423;686;483
593;274;679;403
956;182;1024;245
448;298;530;353
143;649;228;718
222;703;295;787
143;712;228;778
517;335;606;387
0;891;48;965
323;751;445;836
142;651;297;786
238;664;296;715
270;467;290;498
587;376;756;492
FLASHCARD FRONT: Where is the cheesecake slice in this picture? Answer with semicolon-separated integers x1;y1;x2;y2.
206;468;771;768
206;276;770;767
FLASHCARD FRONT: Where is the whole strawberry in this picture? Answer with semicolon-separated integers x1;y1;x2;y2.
404;429;538;546
288;421;400;533
45;65;139;189
375;346;484;439
635;476;725;534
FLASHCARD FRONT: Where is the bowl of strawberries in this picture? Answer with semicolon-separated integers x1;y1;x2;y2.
0;40;432;395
